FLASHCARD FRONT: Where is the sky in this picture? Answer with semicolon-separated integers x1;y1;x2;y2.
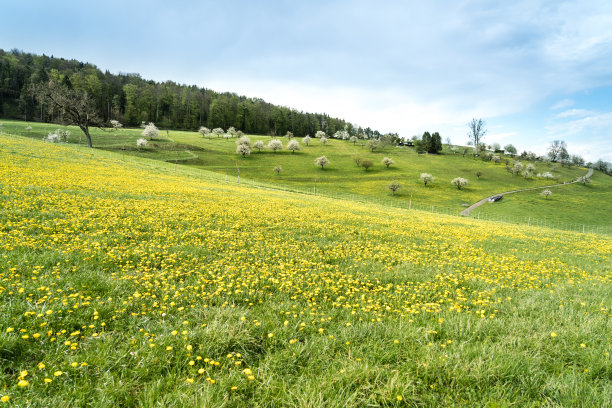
2;0;612;162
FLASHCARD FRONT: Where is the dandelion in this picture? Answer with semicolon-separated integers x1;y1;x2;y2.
54;371;63;376
17;380;29;387
1;396;10;403
550;332;557;338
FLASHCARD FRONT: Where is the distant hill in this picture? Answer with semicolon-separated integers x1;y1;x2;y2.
0;48;386;138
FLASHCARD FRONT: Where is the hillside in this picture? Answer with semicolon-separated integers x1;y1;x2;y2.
0;49;382;137
0;134;610;406
2;119;610;233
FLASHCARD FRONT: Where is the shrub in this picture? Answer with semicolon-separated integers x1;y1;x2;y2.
273;165;282;175
451;177;468;190
420;173;434;186
110;119;123;129
314;156;330;169
382;157;395;168
268;139;283;153
476;171;482;179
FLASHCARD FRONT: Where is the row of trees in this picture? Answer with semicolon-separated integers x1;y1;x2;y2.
0;49;386;141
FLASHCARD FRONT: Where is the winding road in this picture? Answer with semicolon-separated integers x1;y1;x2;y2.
460;168;593;216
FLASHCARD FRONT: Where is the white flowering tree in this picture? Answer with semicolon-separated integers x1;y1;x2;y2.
349;136;358;145
541;189;552;199
142;122;159;140
110;120;123;130
451;177;468;190
268;139;283;153
334;130;349;140
199;126;210;137
388;182;402;196
382;157;395;168
253;140;264;152
287;140;300;153
236;144;251;158
213;128;224;138
273;165;282;175
320;136;328;145
236;136;251;147
512;161;524;175
44;132;61;143
315;130;326;139
314;156;330;169
227;126;237;137
285;131;293;139
56;129;70;142
136;138;148;149
420;173;434;186
303;135;311;146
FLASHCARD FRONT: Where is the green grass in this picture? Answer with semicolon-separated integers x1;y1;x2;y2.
0;134;610;407
1;118;609;230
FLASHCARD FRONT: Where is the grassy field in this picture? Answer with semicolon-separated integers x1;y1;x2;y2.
2;119;608;231
0;134;610;407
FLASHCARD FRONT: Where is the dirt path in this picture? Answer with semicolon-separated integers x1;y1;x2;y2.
460;168;593;216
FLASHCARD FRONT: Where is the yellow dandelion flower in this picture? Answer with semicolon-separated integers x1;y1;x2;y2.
1;396;10;403
17;380;29;387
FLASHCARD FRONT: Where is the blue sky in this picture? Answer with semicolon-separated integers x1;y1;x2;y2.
2;0;612;161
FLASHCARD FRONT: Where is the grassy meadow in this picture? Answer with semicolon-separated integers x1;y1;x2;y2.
0;133;610;407
1;119;607;232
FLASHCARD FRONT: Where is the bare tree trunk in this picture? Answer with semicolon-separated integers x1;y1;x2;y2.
81;126;93;148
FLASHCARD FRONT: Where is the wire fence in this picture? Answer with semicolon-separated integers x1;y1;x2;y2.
3;130;611;236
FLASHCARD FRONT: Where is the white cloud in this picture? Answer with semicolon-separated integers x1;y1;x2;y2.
550;99;574;110
554;109;593;119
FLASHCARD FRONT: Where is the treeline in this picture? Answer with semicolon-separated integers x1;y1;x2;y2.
0;49;384;137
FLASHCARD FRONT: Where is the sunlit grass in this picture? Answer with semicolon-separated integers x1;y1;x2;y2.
0;134;610;406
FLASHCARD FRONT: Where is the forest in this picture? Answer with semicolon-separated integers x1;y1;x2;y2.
0;49;385;138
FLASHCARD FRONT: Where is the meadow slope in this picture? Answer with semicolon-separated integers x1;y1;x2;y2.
2;119;608;232
0;134;610;407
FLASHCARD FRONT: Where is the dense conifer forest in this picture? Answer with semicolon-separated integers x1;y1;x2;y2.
0;49;384;137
